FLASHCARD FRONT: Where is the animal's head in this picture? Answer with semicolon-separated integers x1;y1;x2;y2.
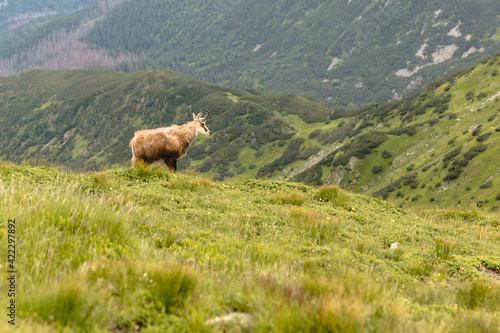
193;111;211;136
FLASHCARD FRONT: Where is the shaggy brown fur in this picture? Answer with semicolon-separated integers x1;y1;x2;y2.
130;111;210;172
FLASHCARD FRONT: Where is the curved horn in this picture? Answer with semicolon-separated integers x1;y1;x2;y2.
202;110;210;120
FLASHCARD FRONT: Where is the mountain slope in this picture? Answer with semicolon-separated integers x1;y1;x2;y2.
0;0;97;53
1;161;500;331
299;53;500;209
55;0;500;106
0;0;133;76
0;67;341;184
1;0;499;106
1;53;499;209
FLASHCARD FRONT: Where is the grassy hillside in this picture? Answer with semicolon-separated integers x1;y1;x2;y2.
1;161;499;332
305;53;500;209
1;53;499;209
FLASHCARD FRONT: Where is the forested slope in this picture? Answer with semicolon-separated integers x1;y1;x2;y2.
83;0;500;106
1;53;499;209
1;0;499;106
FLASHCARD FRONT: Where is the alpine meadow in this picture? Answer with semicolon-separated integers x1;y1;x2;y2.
0;0;500;332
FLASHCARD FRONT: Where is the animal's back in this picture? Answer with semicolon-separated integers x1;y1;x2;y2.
130;128;176;163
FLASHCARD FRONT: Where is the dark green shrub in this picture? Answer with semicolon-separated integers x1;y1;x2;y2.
443;145;462;163
442;94;452;104
453;158;468;167
332;132;388;166
390;125;418;136
464;144;487;160
427;118;439;126
472;126;483;136
465;92;474;100
425;97;440;108
381;150;392;159
299;145;321;160
447;136;458;145
196;159;214;173
433;105;448;114
476;92;488;99
444;168;463;181
480;181;493;189
293;164;323;186
187;144;207;160
404;173;419;188
372;188;389;199
308;129;321;139
361;132;388;149
372;165;383;174
476;133;492;142
407;164;415;171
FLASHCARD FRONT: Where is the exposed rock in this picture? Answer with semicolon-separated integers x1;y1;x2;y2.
205;312;255;331
327;57;340;71
252;44;262;53
447;21;462;38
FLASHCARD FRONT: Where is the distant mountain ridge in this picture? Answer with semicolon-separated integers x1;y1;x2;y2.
1;0;499;106
1;53;499;209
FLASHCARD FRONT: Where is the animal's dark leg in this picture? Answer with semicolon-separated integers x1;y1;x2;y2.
164;158;177;172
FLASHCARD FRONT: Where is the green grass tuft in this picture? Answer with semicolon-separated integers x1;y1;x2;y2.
314;185;350;207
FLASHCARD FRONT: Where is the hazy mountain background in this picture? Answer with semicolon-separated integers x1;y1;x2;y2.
1;0;499;106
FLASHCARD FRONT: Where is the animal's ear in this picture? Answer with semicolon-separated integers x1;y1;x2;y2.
193;113;197;120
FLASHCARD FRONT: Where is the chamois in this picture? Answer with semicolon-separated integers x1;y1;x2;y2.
130;111;210;172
